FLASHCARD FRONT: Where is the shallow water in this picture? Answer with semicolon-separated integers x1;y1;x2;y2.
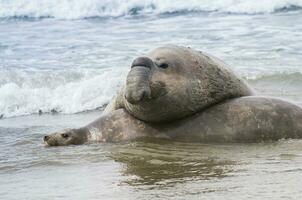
1;114;302;199
1;0;302;199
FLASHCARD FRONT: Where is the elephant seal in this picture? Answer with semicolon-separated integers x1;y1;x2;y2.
44;97;302;146
105;45;253;122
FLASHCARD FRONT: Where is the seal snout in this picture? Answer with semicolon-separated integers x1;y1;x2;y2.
44;135;50;142
131;57;153;69
43;135;55;146
126;57;153;104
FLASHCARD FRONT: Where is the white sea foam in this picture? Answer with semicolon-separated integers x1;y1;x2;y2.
1;67;302;118
0;68;127;118
0;0;301;19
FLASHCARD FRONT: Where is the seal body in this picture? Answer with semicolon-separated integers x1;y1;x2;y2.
44;97;302;146
105;45;253;122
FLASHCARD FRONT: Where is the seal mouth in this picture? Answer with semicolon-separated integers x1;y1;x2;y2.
124;80;168;105
43;134;60;146
43;139;58;146
44;139;54;146
44;141;52;146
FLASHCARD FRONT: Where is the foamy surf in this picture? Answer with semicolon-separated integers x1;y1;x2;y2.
0;68;127;118
1;68;302;118
0;0;301;20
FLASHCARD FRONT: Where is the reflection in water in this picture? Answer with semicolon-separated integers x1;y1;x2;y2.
110;138;236;187
2;112;302;199
2;123;302;200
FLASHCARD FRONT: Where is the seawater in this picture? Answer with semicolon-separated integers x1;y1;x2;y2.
0;0;302;199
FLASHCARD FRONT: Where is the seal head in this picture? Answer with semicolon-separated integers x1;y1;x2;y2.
121;45;253;122
44;128;88;146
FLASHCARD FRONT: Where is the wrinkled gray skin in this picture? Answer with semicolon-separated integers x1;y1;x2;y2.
44;97;302;146
104;45;253;122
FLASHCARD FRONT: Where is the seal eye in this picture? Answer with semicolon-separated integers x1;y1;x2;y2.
158;63;168;69
61;133;69;139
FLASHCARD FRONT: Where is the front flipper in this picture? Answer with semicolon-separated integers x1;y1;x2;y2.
103;88;124;115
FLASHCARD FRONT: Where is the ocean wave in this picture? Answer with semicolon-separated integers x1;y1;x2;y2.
246;71;302;84
246;71;302;100
0;0;301;20
0;68;127;118
1;69;302;118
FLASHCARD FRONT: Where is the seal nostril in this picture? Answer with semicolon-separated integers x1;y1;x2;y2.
131;57;153;69
44;136;49;141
